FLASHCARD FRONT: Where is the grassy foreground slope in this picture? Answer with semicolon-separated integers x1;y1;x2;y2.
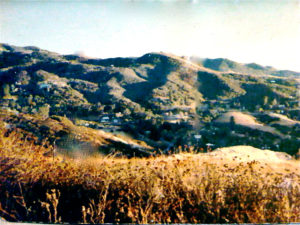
0;128;299;224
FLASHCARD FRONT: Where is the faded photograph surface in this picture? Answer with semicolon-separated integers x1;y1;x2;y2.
0;0;299;224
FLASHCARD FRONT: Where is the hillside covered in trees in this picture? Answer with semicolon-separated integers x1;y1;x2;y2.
0;43;299;156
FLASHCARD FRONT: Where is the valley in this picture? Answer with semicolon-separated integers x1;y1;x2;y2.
0;43;299;157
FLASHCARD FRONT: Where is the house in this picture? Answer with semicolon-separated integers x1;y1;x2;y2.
163;114;188;123
112;118;122;124
51;80;67;88
206;143;214;147
271;104;286;110
198;104;209;111
194;134;202;140
38;83;51;92
206;143;214;152
100;116;110;123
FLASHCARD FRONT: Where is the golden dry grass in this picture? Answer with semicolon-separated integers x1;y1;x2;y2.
0;129;299;224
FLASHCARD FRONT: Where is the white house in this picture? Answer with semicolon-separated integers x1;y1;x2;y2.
100;116;110;123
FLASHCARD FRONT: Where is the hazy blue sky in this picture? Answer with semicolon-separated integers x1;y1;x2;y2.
0;0;299;71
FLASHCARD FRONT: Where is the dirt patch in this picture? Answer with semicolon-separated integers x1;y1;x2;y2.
216;111;280;135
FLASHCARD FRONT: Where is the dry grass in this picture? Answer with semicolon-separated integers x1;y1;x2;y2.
0;129;299;224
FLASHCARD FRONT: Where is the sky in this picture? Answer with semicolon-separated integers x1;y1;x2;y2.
0;0;299;71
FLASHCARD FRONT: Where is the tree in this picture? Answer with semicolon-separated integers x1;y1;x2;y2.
2;84;11;97
38;104;50;119
27;95;35;106
296;148;300;160
16;70;30;85
263;96;269;107
123;108;131;116
271;98;278;106
229;116;235;131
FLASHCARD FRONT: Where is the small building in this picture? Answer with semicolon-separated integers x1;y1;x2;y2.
206;143;214;147
39;83;51;92
100;116;110;123
198;104;209;111
112;118;122;124
194;134;202;140
164;114;188;123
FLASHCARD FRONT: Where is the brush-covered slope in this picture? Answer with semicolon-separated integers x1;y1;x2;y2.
1;44;296;114
1;127;299;223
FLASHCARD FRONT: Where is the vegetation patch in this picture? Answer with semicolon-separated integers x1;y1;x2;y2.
0;129;299;224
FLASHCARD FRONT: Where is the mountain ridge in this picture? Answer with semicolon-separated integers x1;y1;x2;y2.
2;43;300;76
190;56;300;77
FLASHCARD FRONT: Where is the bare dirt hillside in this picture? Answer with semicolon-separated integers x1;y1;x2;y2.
215;111;280;135
209;145;293;162
269;113;300;127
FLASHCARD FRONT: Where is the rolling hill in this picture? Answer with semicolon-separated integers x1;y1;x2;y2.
0;43;299;156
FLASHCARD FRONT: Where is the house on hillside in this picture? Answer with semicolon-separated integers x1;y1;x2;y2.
100;116;110;123
206;143;214;147
38;83;51;92
99;114;122;125
271;104;286;110
51;80;68;88
198;104;209;111
194;134;202;140
163;114;189;124
112;118;122;125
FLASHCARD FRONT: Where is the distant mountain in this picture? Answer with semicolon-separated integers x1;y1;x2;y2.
190;56;300;78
